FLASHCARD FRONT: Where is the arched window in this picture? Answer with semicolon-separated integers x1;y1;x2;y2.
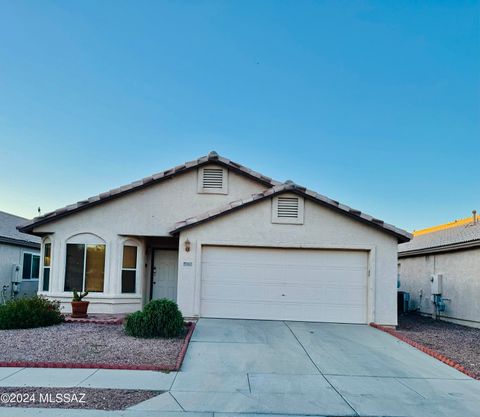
65;233;106;293
121;242;138;294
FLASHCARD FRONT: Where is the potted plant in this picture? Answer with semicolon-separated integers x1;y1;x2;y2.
71;290;89;318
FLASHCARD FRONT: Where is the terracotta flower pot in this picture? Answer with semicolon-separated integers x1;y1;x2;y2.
71;301;90;318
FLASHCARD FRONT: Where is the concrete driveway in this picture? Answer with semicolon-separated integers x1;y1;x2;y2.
133;318;480;417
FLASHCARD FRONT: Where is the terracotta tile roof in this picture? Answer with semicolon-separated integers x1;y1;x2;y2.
17;151;411;242
17;152;281;234
171;181;412;242
399;220;480;256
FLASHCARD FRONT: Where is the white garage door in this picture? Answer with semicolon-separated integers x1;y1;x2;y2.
200;246;368;323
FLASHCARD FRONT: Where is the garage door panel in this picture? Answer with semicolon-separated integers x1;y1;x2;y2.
200;246;368;323
202;265;366;286
201;283;273;301
201;300;366;323
202;246;366;267
202;283;366;304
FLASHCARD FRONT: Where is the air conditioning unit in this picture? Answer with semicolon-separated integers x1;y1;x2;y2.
430;274;443;295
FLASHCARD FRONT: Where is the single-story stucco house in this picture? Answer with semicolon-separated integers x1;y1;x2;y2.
0;210;41;301
18;152;411;326
398;212;480;328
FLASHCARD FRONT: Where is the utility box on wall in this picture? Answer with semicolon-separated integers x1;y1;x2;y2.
430;274;443;295
11;264;21;283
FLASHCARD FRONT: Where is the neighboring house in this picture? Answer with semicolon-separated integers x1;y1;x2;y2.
18;152;411;325
398;213;480;328
0;210;41;301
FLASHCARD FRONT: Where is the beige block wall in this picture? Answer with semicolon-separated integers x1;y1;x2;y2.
399;248;480;327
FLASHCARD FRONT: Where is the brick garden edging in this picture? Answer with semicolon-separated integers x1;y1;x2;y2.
370;322;478;380
174;321;195;370
64;316;124;325
0;321;196;372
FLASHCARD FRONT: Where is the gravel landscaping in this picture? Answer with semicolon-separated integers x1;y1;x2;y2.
0;387;160;410
397;314;480;378
0;322;187;368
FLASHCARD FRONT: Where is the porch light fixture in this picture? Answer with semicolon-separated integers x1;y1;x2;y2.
184;238;191;252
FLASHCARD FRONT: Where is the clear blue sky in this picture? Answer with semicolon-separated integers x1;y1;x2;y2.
0;0;478;231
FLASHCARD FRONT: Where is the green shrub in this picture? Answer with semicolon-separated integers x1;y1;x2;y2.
124;298;184;338
0;296;64;330
124;311;149;338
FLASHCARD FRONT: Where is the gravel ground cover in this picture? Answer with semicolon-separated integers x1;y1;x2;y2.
0;323;185;367
397;314;480;378
0;387;160;410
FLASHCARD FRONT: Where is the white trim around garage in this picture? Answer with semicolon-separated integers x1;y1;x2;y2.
185;239;377;323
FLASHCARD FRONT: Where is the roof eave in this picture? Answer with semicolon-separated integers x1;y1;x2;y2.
171;187;412;243
0;236;41;249
399;239;480;257
17;155;279;234
298;191;411;243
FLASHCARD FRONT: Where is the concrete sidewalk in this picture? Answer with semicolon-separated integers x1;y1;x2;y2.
0;410;209;417
1;319;480;417
0;410;329;417
0;368;176;391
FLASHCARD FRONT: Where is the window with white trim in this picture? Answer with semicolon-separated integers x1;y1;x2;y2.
121;245;137;293
22;252;40;280
43;243;51;291
197;166;228;194
64;244;105;292
272;195;304;224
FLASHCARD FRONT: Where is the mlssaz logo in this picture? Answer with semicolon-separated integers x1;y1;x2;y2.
39;392;86;404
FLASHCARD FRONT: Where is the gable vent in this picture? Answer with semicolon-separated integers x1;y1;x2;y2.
202;168;224;189
277;197;299;218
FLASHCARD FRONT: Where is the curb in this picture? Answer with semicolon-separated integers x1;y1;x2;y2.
174;321;196;371
370;322;479;380
0;361;175;372
0;321;196;373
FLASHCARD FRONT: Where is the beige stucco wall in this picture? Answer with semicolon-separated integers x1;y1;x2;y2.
399;248;480;328
0;243;39;301
32;166;266;313
30;163;401;322
177;194;399;326
34;166;266;237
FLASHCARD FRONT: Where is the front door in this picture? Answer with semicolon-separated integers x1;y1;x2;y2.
152;250;178;301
